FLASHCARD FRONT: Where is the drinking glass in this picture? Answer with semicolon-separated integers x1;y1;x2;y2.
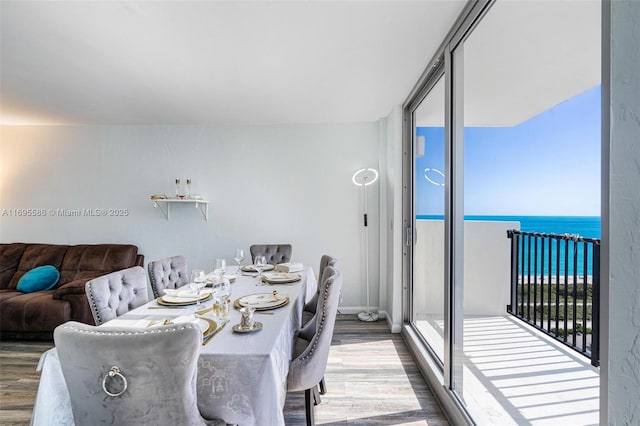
190;269;206;311
233;249;245;273
213;279;232;319
254;255;267;285
214;259;226;281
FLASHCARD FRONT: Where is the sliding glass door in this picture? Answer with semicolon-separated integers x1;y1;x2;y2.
411;75;446;364
404;0;601;424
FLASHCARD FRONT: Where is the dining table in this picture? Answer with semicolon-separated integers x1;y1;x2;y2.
30;266;317;426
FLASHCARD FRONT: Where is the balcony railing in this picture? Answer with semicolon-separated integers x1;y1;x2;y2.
506;230;600;367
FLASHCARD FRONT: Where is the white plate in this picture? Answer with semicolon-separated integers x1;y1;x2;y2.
261;272;301;284
206;274;237;284
163;288;197;297
238;293;287;309
241;264;275;272
160;293;209;304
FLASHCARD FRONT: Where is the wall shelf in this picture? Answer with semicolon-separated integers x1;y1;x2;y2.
151;198;209;221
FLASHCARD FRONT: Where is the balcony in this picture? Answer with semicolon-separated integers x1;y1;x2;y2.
412;219;600;425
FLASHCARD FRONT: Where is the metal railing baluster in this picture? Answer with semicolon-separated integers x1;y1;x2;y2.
507;230;599;364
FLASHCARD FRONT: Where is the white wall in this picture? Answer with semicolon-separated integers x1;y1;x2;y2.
414;220;517;316
604;0;640;423
378;105;403;332
0;123;380;310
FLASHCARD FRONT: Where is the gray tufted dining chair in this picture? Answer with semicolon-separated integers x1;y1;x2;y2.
85;266;149;326
301;254;338;395
287;265;342;426
249;244;292;265
148;255;189;299
302;255;338;327
54;321;224;426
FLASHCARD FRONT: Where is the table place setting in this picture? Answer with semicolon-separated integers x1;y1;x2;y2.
260;271;302;284
206;272;237;285
274;262;304;273
233;290;289;311
240;264;275;274
104;314;216;338
156;288;213;306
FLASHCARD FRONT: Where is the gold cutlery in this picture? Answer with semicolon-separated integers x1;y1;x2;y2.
255;312;275;315
148;306;188;310
146;318;174;328
196;306;215;315
203;320;228;346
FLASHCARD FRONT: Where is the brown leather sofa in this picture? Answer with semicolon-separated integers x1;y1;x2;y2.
0;243;144;340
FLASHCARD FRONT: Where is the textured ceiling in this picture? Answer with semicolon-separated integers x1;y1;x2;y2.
0;1;466;125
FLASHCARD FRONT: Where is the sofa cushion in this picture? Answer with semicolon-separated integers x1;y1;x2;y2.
0;243;28;289
8;244;69;290
17;265;60;293
0;290;71;333
59;245;139;285
0;289;24;303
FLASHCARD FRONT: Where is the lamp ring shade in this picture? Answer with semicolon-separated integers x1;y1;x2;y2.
352;168;379;186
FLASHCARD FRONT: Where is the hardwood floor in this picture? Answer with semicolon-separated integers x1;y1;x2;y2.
0;340;52;426
0;316;448;425
284;316;448;425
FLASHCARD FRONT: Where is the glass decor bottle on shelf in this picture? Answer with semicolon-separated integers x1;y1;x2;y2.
186;178;192;199
175;178;185;199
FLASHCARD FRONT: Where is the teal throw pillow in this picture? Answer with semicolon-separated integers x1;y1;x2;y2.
17;265;60;293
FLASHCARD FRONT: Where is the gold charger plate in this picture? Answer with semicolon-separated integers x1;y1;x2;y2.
200;317;217;338
156;293;212;306
261;272;302;284
233;295;289;311
241;264;275;272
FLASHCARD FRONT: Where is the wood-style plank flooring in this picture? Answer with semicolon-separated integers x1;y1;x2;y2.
284;316;449;425
0;340;52;426
0;316;448;425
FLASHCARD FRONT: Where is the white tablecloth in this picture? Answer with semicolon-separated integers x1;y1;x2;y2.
31;267;317;426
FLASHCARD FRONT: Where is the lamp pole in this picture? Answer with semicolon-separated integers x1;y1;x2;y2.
353;168;379;322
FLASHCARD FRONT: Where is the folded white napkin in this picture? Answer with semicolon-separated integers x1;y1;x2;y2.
104;315;200;329
275;262;303;273
205;273;237;283
163;287;212;298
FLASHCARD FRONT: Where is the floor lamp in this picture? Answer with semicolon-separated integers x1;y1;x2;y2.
352;168;379;322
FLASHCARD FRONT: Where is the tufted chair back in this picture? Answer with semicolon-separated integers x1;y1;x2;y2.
288;265;342;392
54;321;223;426
249;244;292;265
303;255;338;324
147;255;188;299
85;266;149;326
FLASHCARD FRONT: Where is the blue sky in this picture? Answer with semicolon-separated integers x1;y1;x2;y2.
416;85;601;216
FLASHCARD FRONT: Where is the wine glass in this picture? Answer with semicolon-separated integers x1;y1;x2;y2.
214;259;226;281
190;269;206;311
254;255;267;285
233;249;245;273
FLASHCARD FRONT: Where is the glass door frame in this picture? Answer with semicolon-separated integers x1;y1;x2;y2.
403;60;446;370
401;0;495;417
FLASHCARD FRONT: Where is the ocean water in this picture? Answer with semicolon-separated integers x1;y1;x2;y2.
466;215;601;239
416;215;601;275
